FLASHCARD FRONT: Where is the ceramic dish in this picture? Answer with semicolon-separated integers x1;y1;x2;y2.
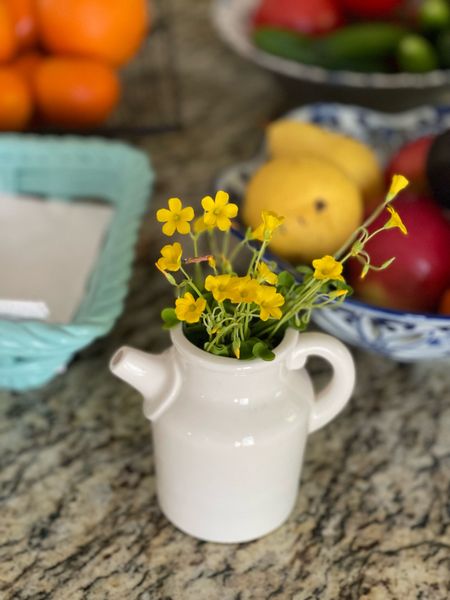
0;136;153;391
214;102;450;362
212;0;450;92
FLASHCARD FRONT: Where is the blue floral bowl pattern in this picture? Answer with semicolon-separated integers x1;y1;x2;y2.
214;103;450;362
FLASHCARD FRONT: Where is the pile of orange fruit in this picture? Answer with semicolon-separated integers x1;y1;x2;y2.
0;0;150;130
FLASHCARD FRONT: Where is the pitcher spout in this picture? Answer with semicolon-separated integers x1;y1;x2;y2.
110;346;179;421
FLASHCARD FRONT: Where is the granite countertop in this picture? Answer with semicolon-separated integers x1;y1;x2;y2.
1;1;450;598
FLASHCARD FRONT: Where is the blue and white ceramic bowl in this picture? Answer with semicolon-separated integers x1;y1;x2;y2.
214;103;450;362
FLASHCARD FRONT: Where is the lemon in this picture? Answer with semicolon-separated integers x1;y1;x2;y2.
267;120;383;207
243;156;363;264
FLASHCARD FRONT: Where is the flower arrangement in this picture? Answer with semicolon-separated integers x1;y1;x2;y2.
155;175;409;360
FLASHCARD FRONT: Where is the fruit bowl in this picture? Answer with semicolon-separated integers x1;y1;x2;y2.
211;0;450;107
214;102;450;362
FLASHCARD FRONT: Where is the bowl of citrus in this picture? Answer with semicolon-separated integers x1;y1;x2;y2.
0;0;150;132
215;102;450;362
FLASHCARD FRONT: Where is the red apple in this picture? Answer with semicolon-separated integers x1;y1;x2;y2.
385;134;435;195
347;196;450;312
252;0;344;36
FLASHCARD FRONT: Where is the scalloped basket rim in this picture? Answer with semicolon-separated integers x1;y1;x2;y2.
0;134;154;390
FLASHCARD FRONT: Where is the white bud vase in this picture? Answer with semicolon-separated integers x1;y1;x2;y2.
110;324;355;543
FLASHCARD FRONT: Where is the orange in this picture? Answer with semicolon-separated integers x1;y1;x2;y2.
5;0;37;51
33;56;121;128
12;50;43;86
0;67;32;129
0;2;17;62
35;0;149;67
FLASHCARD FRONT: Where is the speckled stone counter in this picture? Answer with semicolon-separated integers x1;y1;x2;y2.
1;2;450;598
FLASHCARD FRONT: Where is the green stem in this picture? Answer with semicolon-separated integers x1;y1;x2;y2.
208;229;220;261
222;229;230;264
334;196;391;261
247;240;268;277
205;321;238;352
268;279;324;339
191;233;202;288
228;238;247;264
179;266;214;317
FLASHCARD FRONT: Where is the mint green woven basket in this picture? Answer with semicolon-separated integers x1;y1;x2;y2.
0;135;153;391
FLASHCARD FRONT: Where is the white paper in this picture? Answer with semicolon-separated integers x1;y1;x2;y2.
0;194;114;324
0;299;49;320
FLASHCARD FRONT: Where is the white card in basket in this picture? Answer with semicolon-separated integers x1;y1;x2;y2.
0;194;114;324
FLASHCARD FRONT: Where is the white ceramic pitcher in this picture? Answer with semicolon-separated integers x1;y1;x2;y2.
110;325;355;543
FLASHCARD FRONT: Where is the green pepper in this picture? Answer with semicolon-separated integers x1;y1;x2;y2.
253;27;318;65
253;24;402;72
315;22;407;66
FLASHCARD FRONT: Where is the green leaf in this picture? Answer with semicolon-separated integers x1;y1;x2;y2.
252;341;275;361
334;279;351;291
264;260;279;272
277;271;295;288
295;264;313;275
239;337;259;359
161;307;179;329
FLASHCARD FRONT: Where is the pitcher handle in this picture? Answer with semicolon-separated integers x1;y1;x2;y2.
287;332;355;433
110;346;181;421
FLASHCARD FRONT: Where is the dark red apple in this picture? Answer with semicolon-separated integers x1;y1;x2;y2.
338;0;404;18
347;196;450;312
385;134;435;195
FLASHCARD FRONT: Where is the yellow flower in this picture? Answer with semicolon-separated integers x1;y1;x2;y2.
252;211;285;242
312;255;345;282
257;262;278;285
207;255;216;269
228;276;259;304
157;197;194;236
385;205;408;235
175;292;206;324
205;274;235;302
156;242;182;272
387;174;409;200
256;286;285;321
201;190;238;231
193;215;213;234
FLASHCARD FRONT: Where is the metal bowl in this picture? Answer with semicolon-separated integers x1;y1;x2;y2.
214;102;450;362
212;0;450;110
